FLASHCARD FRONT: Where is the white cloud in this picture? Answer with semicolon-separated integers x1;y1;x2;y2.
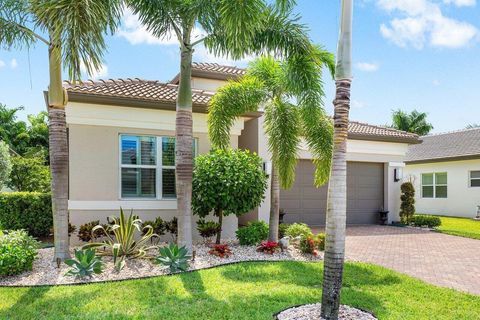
80;61;108;80
352;99;367;108
432;79;440;86
444;0;476;7
355;62;380;72
0;60;5;68
10;59;17;69
377;0;479;49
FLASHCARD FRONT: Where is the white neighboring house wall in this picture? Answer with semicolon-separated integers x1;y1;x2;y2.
404;159;480;218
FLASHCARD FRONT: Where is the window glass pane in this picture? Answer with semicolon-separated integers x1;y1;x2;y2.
422;173;433;185
471;179;480;187
121;136;137;165
435;172;447;185
471;171;480;179
422;186;434;198
162;137;175;166
140;136;156;165
435;185;447;198
121;168;156;198
162;169;176;198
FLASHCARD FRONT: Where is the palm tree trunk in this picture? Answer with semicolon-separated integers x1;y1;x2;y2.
215;208;223;244
321;79;351;319
176;35;194;252
268;165;280;242
48;41;70;261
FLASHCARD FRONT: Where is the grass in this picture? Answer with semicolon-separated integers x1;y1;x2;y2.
434;216;480;240
1;261;479;320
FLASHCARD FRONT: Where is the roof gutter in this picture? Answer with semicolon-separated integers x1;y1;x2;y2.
406;154;480;164
348;133;421;144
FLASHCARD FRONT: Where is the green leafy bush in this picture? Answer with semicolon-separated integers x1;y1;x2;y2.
143;217;166;237
192;149;268;243
0;192;52;237
400;182;415;224
196;219;221;241
165;217;178;241
285;223;313;239
0;140;12;189
299;233;324;255
278;223;290;239
77;221;108;242
236;221;269;245
83;209;158;271
7;156;50;192
0;230;39;276
411;215;441;228
155;243;191;272
64;249;103;278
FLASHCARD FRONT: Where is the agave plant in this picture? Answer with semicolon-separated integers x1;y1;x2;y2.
64;249;103;279
154;243;191;273
83;208;158;270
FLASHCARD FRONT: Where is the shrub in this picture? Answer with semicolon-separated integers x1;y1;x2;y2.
143;217;166;237
0;192;52;237
0;140;11;189
400;182;415;224
278;223;290;239
236;221;269;245
155;243;191;272
411;215;441;228
0;230;39;276
64;248;103;278
256;241;279;254
83;209;158;271
208;244;232;258
299;234;324;256
78;221;108;242
7;156;50;192
192;149;268;244
165;217;178;242
285;223;313;239
197;219;221;241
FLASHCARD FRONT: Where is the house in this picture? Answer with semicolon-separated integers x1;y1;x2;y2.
60;62;419;242
404;128;480;218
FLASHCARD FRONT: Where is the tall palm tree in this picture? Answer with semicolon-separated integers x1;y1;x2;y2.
127;0;313;251
320;1;353;319
0;0;121;260
391;109;433;135
208;49;334;242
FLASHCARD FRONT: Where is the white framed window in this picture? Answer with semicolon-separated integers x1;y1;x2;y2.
470;171;480;187
119;135;197;199
421;172;447;198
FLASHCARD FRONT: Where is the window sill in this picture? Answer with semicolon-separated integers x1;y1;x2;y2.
68;200;177;211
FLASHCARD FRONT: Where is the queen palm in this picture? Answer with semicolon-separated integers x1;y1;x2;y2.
391;109;433;135
0;0;121;260
127;0;313;251
208;49;334;242
321;0;353;318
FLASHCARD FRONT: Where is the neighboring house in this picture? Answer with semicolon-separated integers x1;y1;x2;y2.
404;128;480;218
59;62;419;242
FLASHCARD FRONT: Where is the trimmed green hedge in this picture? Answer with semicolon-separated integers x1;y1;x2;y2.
0;192;52;237
411;214;441;228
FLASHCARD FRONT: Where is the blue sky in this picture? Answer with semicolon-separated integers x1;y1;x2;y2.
1;0;479;133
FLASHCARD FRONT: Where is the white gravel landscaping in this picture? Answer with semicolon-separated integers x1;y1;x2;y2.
276;303;377;320
0;241;322;286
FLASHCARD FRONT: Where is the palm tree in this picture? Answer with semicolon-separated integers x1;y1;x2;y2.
391;109;433;135
127;0;313;251
321;1;353;319
208;49;334;242
0;0;121;260
465;123;480;129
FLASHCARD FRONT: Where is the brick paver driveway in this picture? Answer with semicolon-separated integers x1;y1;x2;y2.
313;225;480;295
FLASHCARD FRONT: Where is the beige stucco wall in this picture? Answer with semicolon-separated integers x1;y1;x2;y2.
404;159;480;218
191;77;228;91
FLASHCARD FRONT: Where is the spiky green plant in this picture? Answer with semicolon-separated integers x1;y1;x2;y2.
64;248;103;279
155;243;191;273
208;51;334;242
83;208;158;271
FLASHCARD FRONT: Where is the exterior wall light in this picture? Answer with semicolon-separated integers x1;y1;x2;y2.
394;168;403;182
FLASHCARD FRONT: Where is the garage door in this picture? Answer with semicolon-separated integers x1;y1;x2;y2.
280;161;384;225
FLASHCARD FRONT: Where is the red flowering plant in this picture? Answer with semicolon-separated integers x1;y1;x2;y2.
208;244;232;258
256;241;279;255
299;233;325;256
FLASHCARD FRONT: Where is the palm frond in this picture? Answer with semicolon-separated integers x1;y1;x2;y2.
264;99;300;189
208;76;268;149
0;0;36;49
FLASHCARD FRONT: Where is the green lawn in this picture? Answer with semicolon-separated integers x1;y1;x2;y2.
436;216;480;240
1;261;479;320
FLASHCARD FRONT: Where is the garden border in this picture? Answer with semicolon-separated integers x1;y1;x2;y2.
272;303;377;320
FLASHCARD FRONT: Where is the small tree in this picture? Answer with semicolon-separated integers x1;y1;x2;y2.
192;149;267;244
7;156;50;192
400;182;415;224
0;141;12;189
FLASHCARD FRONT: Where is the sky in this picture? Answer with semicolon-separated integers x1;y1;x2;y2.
1;0;479;133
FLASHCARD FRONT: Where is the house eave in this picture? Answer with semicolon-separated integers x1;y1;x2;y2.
405;154;480;164
348;133;421;145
